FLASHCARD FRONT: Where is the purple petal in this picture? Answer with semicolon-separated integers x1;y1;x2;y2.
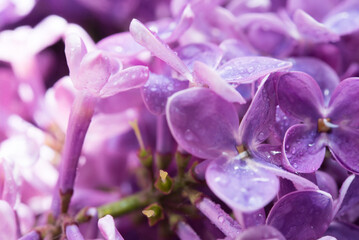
328;128;359;173
267;190;333;240
166;88;239;159
290;57;340;105
277;71;324;121
195;197;241;239
239;74;277;149
325;221;359;240
97;88;143;114
328;78;359;128
177;43;223;71
282;124;325;173
97;32;145;58
253;161;319;190
237;13;295;57
254;144;282;166
176;221;201;240
141;73;189;115
316;171;338;199
293;10;339;43
0;200;16;240
287;0;340;21
206;157;279;212
274;106;300;140
98;215;124;240
323;0;359;35
234;208;266;229
66;225;84;240
217;57;292;85
162;5;194;43
193;61;246;104
129;19;193;81
236;225;285;240
219;39;257;64
335;175;359;220
99;66;149;98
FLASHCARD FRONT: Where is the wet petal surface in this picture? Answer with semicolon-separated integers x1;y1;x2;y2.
267;190;333;240
206;157;279;212
282;124;325;173
167;88;239;159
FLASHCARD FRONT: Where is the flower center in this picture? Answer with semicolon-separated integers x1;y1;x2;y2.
317;118;338;132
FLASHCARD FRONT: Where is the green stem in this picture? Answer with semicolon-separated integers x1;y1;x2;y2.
97;191;153;218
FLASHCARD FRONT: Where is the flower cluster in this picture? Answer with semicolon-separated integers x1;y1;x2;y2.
1;0;359;240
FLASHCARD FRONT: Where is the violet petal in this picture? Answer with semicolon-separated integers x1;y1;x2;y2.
166;88;239;159
206;156;279;212
236;225;285;240
277;71;324;121
328;128;359;174
193;61;246;104
239;74;277;149
129;19;193;81
293;9;339;43
282;124;325;173
267;190;333;240
217;57;292;85
99;66;149;98
177;43;223;71
328;77;359;128
141;73;188;115
289;57;340;105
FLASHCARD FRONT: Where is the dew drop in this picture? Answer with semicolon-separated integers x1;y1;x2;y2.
258;132;265;141
247;66;254;73
184;129;194;141
324;89;330;96
218;216;224;223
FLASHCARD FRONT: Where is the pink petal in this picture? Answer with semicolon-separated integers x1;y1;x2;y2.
0;200;17;240
293;10;339;43
193;61;246;104
98;215;124;240
64;34;88;82
30;15;68;54
75;51;112;95
129;19;193;81
177;43;223;71
99;66;149;98
217;57;292;85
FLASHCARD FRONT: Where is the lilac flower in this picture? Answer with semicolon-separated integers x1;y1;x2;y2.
277;72;359;173
98;215;124;240
53;33;149;215
167;74;317;213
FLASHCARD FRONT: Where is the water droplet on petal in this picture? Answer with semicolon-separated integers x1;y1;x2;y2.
184;129;194;141
258;132;265;141
218;216;224;223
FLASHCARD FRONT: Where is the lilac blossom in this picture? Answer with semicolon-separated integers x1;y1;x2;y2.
277;72;359;173
3;1;359;240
